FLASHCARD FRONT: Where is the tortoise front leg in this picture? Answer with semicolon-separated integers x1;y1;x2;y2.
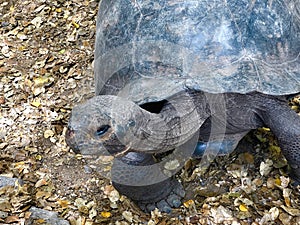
111;152;185;212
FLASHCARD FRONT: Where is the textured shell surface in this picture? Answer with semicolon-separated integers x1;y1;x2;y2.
94;0;300;104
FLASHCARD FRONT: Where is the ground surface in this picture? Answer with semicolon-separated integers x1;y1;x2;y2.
0;0;300;224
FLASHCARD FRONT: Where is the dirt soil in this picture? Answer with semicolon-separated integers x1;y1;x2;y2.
0;0;299;224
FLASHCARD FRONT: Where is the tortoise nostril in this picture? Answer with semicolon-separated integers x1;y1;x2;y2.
66;127;75;137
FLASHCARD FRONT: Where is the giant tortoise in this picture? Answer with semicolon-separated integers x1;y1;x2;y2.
66;0;300;212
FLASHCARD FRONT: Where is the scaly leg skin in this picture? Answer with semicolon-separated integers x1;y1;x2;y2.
257;95;300;185
136;179;185;213
111;152;185;213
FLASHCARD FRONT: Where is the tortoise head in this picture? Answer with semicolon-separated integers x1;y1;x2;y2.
66;92;202;157
66;95;140;157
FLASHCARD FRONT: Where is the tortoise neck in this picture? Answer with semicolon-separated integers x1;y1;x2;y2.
133;91;208;153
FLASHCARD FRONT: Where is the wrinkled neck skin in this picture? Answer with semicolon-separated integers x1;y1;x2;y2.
122;91;208;153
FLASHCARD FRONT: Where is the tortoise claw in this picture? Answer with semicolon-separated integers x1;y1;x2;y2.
136;180;185;213
157;200;172;213
166;194;182;208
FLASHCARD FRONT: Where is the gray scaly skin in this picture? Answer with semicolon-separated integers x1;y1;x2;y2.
66;91;300;213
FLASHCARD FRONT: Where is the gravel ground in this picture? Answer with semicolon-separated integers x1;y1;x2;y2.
0;0;299;224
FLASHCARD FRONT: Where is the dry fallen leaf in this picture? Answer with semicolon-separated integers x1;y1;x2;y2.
101;211;111;218
35;178;48;188
239;204;248;212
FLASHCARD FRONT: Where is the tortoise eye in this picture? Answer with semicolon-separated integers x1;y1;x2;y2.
95;125;110;136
